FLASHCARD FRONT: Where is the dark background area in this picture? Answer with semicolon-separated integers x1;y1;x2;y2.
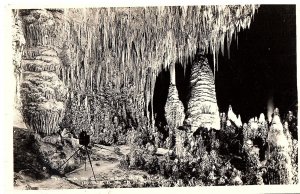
213;4;297;122
153;5;297;125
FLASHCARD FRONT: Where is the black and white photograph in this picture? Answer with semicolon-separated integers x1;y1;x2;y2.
7;3;298;191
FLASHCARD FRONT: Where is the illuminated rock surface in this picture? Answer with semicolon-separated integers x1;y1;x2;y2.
164;63;185;129
186;54;220;132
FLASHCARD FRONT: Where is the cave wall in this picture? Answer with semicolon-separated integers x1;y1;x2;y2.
12;10;26;110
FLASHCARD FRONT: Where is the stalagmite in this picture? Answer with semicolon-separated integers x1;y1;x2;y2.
267;97;274;123
267;110;289;153
266;108;293;184
164;63;185;129
227;105;242;128
185;53;220;132
237;115;242;127
248;117;258;132
258;113;265;123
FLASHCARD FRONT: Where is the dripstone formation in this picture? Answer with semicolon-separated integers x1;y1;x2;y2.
20;47;67;135
164;63;185;129
164;84;185;129
186;54;220;132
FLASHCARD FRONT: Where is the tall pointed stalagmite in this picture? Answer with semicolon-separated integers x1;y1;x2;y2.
227;105;242;128
186;52;220;132
164;63;185;129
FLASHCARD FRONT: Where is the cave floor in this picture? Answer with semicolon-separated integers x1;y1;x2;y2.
14;144;166;189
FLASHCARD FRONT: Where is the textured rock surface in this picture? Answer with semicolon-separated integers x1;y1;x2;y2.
13;127;81;179
33;133;81;174
266;110;293;184
267;114;289;152
186;54;220;132
164;84;185;129
12;10;26;115
175;128;188;158
20;47;67;135
164;63;185;129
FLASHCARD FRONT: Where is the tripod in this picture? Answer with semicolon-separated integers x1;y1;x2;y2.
57;131;97;182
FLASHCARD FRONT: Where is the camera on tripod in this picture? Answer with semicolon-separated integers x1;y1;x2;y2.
57;130;96;182
79;130;90;146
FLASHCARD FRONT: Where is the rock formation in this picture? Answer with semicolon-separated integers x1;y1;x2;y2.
186;54;220;132
258;113;266;123
267;110;289;152
164;63;185;129
20;47;67;135
12;10;26;119
227;105;242;128
175;128;188;158
266;108;293;184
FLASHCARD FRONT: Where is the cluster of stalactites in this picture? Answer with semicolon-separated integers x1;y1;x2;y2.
18;6;259;127
19;5;259;94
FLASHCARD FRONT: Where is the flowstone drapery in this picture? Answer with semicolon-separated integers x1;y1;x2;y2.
20;47;67;135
